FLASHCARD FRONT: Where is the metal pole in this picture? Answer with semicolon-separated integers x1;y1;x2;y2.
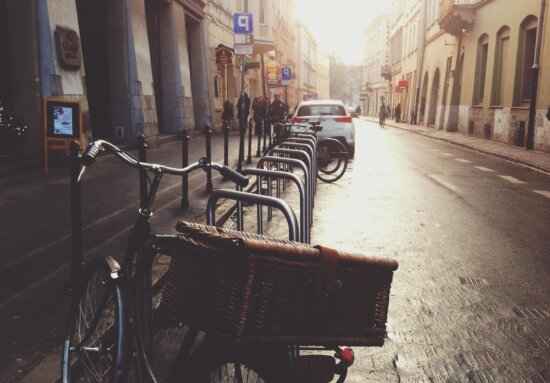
205;124;213;192
223;119;229;166
247;119;253;163
527;0;547;150
181;128;190;209
69;141;83;287
238;57;246;172
137;134;148;209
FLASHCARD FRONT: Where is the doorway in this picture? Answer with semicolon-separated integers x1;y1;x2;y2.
76;0;112;139
428;68;440;126
419;72;429;124
145;0;163;132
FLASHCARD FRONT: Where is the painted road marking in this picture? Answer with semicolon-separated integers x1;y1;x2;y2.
442;153;453;156
475;166;494;172
499;175;526;184
456;159;471;163
533;190;550;199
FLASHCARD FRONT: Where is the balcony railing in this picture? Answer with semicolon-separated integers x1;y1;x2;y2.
438;0;477;36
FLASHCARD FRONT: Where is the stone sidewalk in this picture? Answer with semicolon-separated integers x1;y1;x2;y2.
363;116;550;175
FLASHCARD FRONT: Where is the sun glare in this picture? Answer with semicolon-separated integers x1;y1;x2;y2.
294;0;391;65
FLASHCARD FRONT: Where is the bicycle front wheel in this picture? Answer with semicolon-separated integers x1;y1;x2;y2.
61;256;126;383
317;139;348;183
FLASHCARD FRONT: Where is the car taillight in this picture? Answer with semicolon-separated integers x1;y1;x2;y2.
292;117;309;123
334;116;352;123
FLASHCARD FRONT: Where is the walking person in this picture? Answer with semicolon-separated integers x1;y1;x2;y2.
379;103;387;128
395;103;401;123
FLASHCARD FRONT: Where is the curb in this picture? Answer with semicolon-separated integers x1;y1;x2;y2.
364;117;550;176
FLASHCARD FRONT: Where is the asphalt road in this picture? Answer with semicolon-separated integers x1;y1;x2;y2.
310;118;550;382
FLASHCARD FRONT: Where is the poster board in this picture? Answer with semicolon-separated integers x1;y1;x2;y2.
43;98;82;173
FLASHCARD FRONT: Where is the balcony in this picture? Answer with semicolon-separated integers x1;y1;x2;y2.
438;0;477;36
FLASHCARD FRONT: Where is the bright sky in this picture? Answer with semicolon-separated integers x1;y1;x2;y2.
294;0;391;65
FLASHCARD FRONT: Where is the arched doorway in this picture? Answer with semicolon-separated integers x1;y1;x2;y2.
419;72;429;124
428;68;440;126
448;53;464;131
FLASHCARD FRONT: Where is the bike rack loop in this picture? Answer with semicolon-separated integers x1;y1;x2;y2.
239;168;309;243
267;148;315;202
206;189;299;242
281;136;316;190
277;142;316;194
257;156;312;233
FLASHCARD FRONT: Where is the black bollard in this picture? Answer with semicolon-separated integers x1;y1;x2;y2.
256;119;262;157
205;124;213;193
137;134;148;209
181;128;190;209
238;121;245;172
247;119;253;164
69;141;83;288
223;119;229;166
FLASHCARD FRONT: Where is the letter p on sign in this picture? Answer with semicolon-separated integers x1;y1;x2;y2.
234;13;253;34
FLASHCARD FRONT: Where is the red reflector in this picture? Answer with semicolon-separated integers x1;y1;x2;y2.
292;117;309;123
335;116;352;123
342;348;354;366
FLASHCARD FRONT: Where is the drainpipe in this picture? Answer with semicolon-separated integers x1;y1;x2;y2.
413;0;428;125
526;0;547;150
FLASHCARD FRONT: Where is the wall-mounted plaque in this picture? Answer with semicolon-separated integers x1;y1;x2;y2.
55;26;82;69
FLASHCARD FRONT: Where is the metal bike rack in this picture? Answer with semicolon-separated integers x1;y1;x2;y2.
277;142;316;194
239;168;309;243
268;148;315;200
257;156;312;235
206;189;299;241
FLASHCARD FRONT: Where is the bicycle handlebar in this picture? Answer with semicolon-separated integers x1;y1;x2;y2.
80;140;249;187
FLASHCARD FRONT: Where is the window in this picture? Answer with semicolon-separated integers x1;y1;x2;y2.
491;26;510;106
514;16;538;105
259;0;266;24
296;104;347;117
473;34;489;105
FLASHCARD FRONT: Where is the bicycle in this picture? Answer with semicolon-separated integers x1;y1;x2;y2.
60;140;359;383
276;121;349;183
60;140;249;382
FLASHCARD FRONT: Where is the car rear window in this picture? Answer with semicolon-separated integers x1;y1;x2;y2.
296;105;347;117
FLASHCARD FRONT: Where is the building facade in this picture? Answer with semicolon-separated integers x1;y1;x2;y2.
363;14;390;116
1;0;210;163
315;50;330;100
273;0;297;107
389;0;405;118
295;21;317;101
439;0;550;152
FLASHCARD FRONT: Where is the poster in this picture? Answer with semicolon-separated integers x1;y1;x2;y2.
53;106;74;136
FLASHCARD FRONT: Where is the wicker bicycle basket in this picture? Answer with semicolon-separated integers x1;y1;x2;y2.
161;221;398;346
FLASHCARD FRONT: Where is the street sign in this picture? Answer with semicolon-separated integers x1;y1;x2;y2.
235;44;253;55
234;34;253;44
281;67;291;85
246;61;261;69
233;13;253;34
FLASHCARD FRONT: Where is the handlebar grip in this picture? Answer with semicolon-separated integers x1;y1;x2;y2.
220;166;249;188
81;141;102;166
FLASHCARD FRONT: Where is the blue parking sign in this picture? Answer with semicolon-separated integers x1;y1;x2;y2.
282;67;291;81
234;13;253;34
